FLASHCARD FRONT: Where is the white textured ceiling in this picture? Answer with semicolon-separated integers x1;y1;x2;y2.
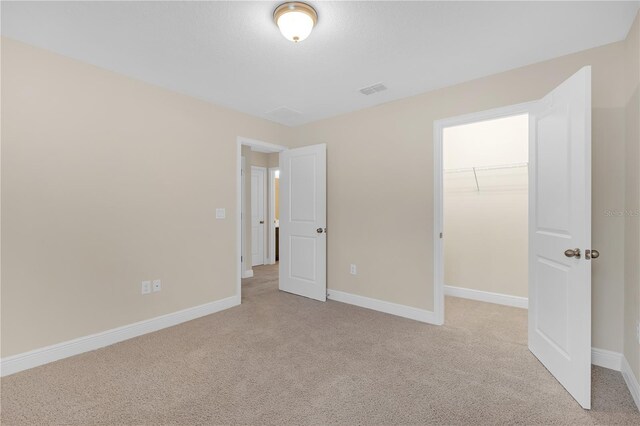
2;1;639;126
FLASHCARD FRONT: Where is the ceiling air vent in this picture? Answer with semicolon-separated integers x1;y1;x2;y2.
359;82;387;95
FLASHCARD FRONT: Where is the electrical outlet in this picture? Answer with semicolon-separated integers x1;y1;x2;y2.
350;264;357;275
152;279;161;292
141;280;151;295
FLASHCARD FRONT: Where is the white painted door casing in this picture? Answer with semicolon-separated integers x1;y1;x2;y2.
528;66;592;409
251;166;266;267
279;144;327;302
241;156;246;272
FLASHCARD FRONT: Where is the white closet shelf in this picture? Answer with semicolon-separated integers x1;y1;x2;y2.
444;162;528;192
443;162;528;174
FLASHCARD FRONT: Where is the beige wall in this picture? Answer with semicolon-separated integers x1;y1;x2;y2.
249;151;268;168
292;40;628;353
2;24;638;363
624;12;640;385
445;190;528;297
268;153;279;169
246;151;279;169
444;116;528;297
0;38;291;357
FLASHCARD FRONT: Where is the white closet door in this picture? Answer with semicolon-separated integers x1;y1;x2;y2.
529;66;592;409
251;167;266;266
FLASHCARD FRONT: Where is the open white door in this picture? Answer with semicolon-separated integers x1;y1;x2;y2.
251;167;266;266
279;144;326;301
529;66;592;409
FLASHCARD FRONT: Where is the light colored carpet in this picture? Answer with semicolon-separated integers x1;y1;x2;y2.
1;263;639;425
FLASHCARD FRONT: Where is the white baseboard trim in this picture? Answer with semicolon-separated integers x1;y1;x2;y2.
327;289;439;325
622;356;640;412
591;347;623;371
444;285;528;309
0;296;240;377
242;269;254;278
589;348;639;412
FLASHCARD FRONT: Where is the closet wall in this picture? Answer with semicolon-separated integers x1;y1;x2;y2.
443;114;529;298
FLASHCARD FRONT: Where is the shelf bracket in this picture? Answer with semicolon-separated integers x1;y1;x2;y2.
472;167;480;191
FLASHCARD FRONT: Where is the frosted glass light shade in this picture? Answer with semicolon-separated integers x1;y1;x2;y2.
274;2;318;43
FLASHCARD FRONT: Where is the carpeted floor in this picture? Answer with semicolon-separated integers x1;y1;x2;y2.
1;263;639;425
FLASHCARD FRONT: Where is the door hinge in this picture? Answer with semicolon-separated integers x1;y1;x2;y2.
440;232;443;238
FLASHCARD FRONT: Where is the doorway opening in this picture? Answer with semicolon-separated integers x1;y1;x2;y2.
442;113;529;314
237;137;286;301
268;167;280;265
433;103;534;324
236;138;328;303
436;112;531;374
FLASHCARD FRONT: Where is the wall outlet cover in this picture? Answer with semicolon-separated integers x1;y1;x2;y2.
152;279;161;292
350;264;357;275
141;280;151;295
216;208;226;219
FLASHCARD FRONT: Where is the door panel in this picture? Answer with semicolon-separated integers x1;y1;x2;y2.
535;257;570;355
529;66;591;409
290;154;317;222
536;105;571;233
279;144;326;301
251;167;266;266
290;236;317;281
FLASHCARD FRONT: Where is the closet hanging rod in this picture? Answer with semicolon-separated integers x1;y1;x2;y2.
444;162;528;174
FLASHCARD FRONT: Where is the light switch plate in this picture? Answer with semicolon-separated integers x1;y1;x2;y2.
216;208;226;219
152;279;161;292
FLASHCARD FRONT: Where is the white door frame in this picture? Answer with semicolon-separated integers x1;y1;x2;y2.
251;165;267;266
241;156;247;276
236;137;287;303
433;101;536;325
268;167;280;265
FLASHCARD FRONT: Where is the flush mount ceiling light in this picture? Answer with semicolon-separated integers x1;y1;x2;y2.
273;2;318;43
